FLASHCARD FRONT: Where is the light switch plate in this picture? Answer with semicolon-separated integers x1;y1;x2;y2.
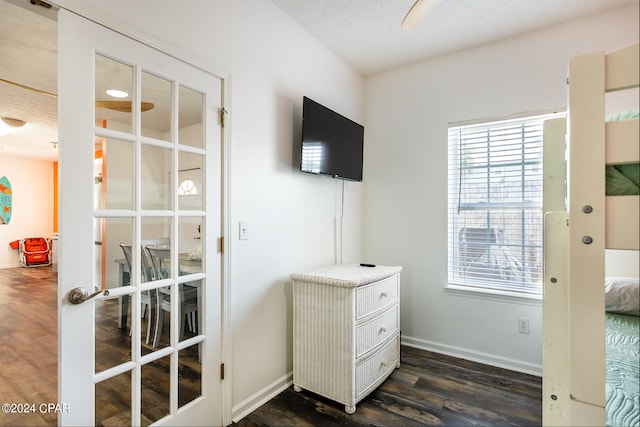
239;221;248;240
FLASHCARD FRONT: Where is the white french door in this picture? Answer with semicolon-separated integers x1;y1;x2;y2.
58;9;223;426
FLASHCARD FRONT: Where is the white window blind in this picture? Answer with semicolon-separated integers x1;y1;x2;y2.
447;112;564;296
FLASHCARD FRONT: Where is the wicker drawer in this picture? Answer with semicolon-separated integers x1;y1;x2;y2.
291;263;402;414
355;305;398;358
356;275;398;319
355;334;399;397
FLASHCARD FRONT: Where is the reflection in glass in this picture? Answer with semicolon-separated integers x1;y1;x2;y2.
95;371;132;426
144;282;200;348
179;345;202;408
141;144;171;210
116;242;157;355
142;71;171;139
179;85;203;149
94;217;133;291
94;137;134;211
146;245;172;281
141;217;171;256
140;218;172;351
139;291;157;355
178;179;197;195
95;296;132;373
178;216;203;274
95;54;133;134
141;356;170;426
94;217;134;373
178;152;203;211
178;215;202;345
179;280;201;344
153;286;172;349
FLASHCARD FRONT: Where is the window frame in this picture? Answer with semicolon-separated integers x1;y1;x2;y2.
446;111;565;300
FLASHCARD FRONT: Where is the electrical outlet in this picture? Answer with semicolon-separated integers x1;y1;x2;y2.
518;318;530;334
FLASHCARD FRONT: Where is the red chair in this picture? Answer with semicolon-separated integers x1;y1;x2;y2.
19;237;51;267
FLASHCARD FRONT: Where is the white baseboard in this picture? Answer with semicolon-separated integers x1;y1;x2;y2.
0;263;22;269
401;335;542;377
231;371;293;423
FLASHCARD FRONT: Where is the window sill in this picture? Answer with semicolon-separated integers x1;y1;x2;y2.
445;283;542;306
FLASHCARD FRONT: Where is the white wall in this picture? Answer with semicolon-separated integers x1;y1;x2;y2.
55;0;365;418
0;156;54;267
364;5;639;374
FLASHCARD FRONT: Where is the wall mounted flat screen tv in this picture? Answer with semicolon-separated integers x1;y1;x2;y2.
301;96;364;182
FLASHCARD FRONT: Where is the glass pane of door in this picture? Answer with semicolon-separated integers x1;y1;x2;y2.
178;152;203;210
94;136;135;211
179;85;203;149
141;355;171;425
95;217;134;372
178;216;203;268
141;71;171;139
141;144;171;210
178;345;202;407
95;54;133;134
95;371;132;426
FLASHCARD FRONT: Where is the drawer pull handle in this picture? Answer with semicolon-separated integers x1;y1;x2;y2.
380;359;395;370
379;326;387;334
380;292;387;298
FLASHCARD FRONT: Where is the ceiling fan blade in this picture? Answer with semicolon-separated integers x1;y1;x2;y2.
95;100;155;112
1;78;154;113
401;0;442;31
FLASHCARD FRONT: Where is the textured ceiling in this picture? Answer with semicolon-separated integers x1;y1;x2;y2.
270;0;638;75
0;0;57;161
0;0;637;161
0;0;200;162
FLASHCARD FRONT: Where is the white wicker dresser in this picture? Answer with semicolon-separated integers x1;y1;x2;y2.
290;263;402;414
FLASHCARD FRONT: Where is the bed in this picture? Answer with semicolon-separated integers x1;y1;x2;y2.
605;277;640;427
542;41;639;426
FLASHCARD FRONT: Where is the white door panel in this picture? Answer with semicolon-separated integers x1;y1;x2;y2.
58;9;222;426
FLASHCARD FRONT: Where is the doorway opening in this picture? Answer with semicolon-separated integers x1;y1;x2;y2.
0;0;59;425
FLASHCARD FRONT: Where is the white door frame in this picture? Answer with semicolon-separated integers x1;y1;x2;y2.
52;1;232;425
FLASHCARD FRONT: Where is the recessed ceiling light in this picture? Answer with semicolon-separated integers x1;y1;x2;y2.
106;89;129;98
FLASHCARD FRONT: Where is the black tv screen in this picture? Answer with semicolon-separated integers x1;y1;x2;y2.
301;96;364;181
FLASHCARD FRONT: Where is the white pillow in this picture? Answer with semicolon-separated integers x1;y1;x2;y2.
605;277;640;316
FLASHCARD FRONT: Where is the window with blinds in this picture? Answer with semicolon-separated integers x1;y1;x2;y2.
447;112;564;296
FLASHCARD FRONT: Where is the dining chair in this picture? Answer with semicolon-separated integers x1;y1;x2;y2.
119;243;156;344
146;245;199;347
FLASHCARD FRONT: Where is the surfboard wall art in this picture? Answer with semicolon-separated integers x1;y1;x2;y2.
0;176;12;225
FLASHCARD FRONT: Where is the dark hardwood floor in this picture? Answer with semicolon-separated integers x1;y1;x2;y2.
236;346;542;427
0;265;58;427
0;265;201;427
1;266;542;426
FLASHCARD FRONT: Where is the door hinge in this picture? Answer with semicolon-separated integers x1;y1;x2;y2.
220;363;225;380
31;0;53;9
219;108;227;127
218;236;224;253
